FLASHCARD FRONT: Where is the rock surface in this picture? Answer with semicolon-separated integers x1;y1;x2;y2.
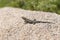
0;7;60;40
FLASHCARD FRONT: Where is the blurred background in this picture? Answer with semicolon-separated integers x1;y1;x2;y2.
0;0;60;14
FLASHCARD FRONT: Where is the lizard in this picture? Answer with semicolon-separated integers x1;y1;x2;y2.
22;17;54;25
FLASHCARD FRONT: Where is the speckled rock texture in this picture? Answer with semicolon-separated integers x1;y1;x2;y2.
0;7;60;40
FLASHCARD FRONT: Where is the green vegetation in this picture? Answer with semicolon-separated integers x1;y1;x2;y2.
0;0;60;14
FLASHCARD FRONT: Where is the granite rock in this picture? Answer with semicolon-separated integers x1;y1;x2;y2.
0;7;60;40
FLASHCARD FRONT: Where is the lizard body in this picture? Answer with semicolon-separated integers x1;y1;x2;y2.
22;17;54;25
